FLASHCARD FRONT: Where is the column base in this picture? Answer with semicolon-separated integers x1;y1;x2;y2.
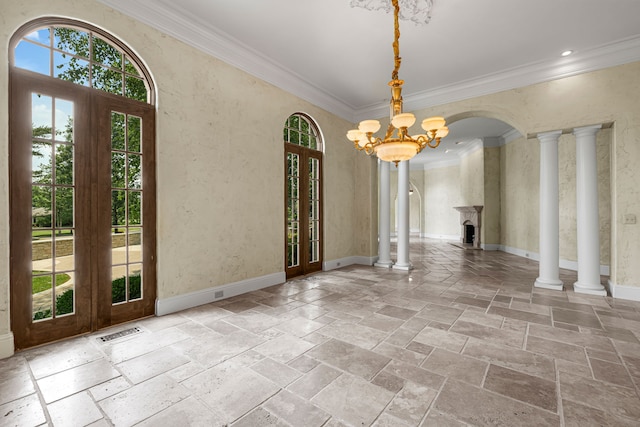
534;278;564;291
573;282;607;296
374;260;394;268
393;263;413;271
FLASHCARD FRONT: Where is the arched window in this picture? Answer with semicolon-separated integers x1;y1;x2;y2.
12;18;154;103
284;113;323;278
9;18;156;350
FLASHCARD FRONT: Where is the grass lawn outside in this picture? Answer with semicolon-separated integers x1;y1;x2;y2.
32;271;71;293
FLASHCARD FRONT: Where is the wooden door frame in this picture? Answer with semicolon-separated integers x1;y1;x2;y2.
9;69;156;349
94;92;156;328
284;144;323;279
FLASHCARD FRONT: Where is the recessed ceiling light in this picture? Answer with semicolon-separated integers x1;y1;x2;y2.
455;141;463;145
445;149;451;153
561;50;573;57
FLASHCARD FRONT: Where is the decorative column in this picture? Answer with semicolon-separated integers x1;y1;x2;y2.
534;130;563;291
375;160;393;267
394;160;412;270
573;125;606;295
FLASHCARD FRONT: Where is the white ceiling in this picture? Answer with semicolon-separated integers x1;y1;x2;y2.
98;0;640;166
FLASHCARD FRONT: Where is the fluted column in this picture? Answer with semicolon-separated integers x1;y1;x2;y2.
375;160;393;267
573;125;606;295
394;160;412;270
535;130;563;291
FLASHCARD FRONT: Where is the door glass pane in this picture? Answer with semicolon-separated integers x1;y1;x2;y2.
128;191;142;225
32;278;53;321
128;154;142;189
54;144;73;185
111;265;127;304
30;95;77;321
32;143;52;184
32;94;53;139
287;153;300;268
32;185;52;227
111;112;125;150
309;158;320;263
110;110;144;306
128;229;142;264
111;153;125;188
112;190;126;226
54;187;74;228
128;264;142;300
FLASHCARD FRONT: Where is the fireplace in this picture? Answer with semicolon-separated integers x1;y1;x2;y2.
453;206;483;249
464;224;475;244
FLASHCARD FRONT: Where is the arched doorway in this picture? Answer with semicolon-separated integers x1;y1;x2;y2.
284;113;323;279
9;18;156;349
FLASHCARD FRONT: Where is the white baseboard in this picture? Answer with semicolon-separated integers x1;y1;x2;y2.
499;245;609;276
422;233;459;241
607;280;640;301
323;256;376;271
155;272;286;316
0;332;15;359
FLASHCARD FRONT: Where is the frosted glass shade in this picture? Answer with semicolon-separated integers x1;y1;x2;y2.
435;126;449;139
347;129;363;142
375;141;419;163
391;113;416;129
358;120;381;134
421;116;446;132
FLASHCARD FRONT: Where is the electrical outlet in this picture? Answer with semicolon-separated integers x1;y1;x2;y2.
214;290;224;298
624;214;637;224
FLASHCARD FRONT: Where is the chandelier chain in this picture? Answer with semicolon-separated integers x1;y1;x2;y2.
391;0;401;81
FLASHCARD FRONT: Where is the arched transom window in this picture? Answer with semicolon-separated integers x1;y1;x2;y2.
12;18;153;104
284;113;322;151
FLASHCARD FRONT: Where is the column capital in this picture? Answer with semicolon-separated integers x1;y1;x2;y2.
573;124;602;138
537;130;562;144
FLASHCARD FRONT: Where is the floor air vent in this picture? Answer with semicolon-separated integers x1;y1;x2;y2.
98;327;142;342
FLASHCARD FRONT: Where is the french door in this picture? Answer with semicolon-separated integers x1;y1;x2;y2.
9;69;156;349
285;144;323;278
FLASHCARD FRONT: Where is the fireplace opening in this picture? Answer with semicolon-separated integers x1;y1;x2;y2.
464;224;475;244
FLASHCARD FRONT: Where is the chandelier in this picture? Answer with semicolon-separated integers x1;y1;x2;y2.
346;0;448;165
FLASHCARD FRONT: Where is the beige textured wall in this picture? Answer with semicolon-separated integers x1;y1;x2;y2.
424;166;462;237
0;0;366;348
483;147;501;246
410;171;424;233
500;137;540;253
460;148;484;206
597;129;612;266
558;134;578;261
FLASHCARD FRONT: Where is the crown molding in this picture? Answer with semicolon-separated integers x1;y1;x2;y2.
502;128;523;144
99;0;640;125
97;0;357;122
355;35;640;122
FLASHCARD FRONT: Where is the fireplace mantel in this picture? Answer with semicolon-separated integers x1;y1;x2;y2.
454;206;483;248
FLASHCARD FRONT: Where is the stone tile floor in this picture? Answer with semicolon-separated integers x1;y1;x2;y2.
2;238;640;426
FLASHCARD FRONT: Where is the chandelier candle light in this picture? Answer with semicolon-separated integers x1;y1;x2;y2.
347;0;448;165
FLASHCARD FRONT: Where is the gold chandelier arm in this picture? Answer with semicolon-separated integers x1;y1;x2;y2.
391;0;401;81
426;138;441;149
